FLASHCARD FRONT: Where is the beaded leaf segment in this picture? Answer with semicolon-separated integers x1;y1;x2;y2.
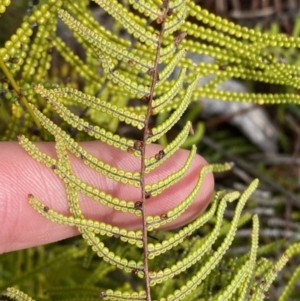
2;1;300;301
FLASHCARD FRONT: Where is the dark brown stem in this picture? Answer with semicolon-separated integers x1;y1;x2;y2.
139;1;170;300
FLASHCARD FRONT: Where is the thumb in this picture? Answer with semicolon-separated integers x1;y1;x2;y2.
0;141;214;253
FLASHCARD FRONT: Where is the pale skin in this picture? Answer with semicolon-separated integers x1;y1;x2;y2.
0;141;214;254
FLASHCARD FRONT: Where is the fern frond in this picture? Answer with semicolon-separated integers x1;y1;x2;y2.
28;103;138;153
164;1;187;35
20;109;142;186
151;68;186;114
147;75;199;143
97;51;151;98
2;104;24;141
58;9;152;73
148;191;239;286
147;193;221;259
34;137;146;273
17;135;57;167
146;163;231;231
83;227;144;274
6;287;35;301
100;289;146;301
254;258;274;280
19;4;61;83
4;0;300;300
18;135;139;215
145;121;192;173
162;179;259;301
34;84;146;129
65;184;144;274
0;1;10;13
220;215;259;301
156;49;187;86
145;145;196;197
65;1;130;48
92;0;159;46
52;36;103;84
193;88;300;106
129;0;161;20
28;194;143;247
278;264;300;301
251;242;300;301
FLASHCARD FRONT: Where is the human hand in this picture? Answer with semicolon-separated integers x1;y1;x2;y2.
0;141;214;254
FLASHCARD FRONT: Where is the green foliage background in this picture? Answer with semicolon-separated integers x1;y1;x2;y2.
1;1;300;300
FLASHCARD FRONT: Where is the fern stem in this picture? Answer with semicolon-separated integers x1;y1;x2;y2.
0;56;42;131
140;1;170;300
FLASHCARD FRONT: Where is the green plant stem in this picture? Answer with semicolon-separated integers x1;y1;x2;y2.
0;56;42;131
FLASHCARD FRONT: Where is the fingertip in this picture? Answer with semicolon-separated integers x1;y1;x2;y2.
0;141;214;253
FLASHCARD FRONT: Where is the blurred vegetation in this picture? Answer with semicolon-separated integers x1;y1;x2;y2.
1;1;300;300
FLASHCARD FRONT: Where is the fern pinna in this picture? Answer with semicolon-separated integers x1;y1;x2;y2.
1;0;300;300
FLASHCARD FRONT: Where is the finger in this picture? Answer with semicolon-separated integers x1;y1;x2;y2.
0;141;214;253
